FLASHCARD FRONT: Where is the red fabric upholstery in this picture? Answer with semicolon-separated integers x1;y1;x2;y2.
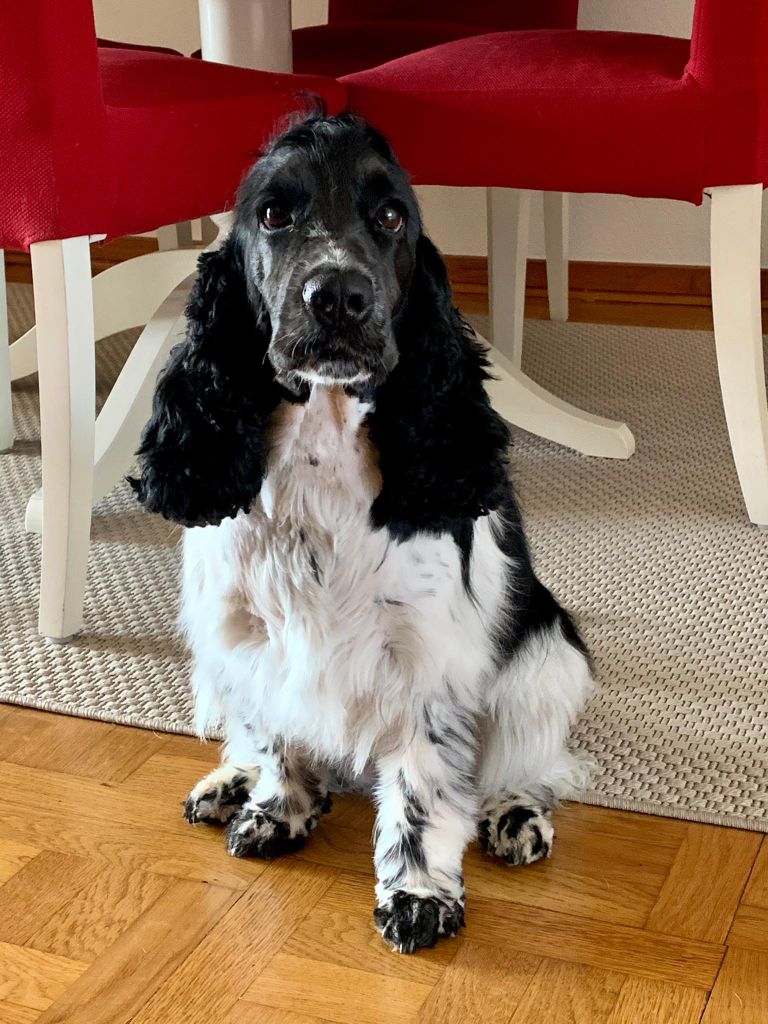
328;1;579;31
344;31;700;199
0;4;345;250
96;38;182;56
295;1;578;79
686;0;768;189
344;6;768;203
293;21;495;77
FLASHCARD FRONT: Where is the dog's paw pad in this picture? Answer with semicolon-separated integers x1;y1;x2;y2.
184;767;257;825
374;892;465;953
226;807;307;859
479;803;554;866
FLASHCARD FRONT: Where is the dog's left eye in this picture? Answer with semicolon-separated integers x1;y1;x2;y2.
261;205;292;230
376;204;405;233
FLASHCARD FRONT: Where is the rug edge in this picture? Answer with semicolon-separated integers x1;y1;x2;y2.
2;692;765;834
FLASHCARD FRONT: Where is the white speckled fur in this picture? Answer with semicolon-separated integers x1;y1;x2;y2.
181;385;592;913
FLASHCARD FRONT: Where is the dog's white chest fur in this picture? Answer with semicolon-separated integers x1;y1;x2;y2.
182;386;504;769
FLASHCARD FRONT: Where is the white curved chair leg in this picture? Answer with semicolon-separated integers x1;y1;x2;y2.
25;279;193;534
479;333;635;459
710;184;768;526
10;249;200;381
25;289;191;535
92;284;190;505
543;192;570;322
8;325;37;381
0;250;14;452
29;237;95;640
487;187;530;367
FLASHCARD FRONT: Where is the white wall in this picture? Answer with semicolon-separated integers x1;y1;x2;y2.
93;0;768;265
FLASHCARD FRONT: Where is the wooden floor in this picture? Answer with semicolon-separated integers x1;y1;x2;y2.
0;705;764;1022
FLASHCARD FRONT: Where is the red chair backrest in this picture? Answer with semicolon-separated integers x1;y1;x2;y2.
328;1;578;30
688;0;768;93
0;0;107;245
687;0;768;185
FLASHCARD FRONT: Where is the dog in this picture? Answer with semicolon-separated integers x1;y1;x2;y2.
133;112;594;953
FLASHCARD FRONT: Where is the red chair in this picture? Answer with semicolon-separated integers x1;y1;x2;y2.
0;1;345;639
293;1;578;77
294;1;579;384
345;0;768;525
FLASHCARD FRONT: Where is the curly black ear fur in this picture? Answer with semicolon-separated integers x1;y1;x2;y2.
131;236;285;527
368;235;511;539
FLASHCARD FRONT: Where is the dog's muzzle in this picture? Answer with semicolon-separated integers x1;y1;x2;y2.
272;267;394;386
303;269;374;331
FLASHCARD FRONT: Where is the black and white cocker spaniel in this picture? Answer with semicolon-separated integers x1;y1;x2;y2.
134;112;593;953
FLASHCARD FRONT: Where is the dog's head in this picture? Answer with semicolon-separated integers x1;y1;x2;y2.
236;113;419;389
133;112;509;531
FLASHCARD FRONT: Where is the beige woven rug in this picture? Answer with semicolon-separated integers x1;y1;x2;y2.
1;282;766;831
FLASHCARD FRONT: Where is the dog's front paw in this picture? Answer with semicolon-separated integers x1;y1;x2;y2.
184;764;259;824
374;892;465;953
479;799;554;866
226;806;308;859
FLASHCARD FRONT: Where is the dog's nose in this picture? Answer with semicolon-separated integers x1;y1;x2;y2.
303;270;374;329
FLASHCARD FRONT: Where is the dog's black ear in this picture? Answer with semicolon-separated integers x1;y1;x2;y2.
369;234;511;538
131;236;283;527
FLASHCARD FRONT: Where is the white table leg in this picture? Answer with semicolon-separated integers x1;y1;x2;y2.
482;336;635;459
91;290;190;507
198;0;292;70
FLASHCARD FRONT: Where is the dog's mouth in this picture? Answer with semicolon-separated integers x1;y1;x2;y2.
269;329;397;389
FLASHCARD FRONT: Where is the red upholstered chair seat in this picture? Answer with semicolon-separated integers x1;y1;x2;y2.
293;20;493;77
327;0;578;31
294;1;578;78
344;30;703;201
96;38;182;56
0;47;345;250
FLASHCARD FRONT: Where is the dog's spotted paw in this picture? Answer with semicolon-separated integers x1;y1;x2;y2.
479;799;554;866
184;764;259;824
374;891;465;953
226;806;309;859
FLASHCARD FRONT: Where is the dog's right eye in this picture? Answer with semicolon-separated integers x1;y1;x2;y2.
261;205;292;230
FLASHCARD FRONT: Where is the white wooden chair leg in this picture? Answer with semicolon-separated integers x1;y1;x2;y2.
543;192;570;322
92;285;190;504
489;188;532;368
30;238;95;640
478;333;635;459
157;222;198;250
487;187;530;367
175;222;195;248
710;184;768;526
24;291;190;535
0;250;14;452
10;249;199;380
155;224;180;251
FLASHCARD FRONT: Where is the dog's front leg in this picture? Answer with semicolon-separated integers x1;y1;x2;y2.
372;720;477;953
185;739;331;859
225;742;331;859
